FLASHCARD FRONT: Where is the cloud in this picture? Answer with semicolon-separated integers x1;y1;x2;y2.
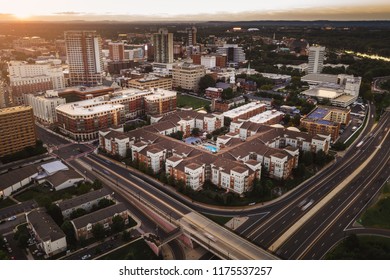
2;4;390;21
53;11;84;15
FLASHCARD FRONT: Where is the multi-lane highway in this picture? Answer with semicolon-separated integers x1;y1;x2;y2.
35;104;390;259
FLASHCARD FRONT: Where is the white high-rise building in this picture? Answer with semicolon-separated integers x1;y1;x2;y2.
200;55;216;68
152;28;174;64
308;45;325;74
24;90;66;124
65;31;104;86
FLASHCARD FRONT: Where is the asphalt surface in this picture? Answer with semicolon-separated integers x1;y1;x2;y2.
28;105;390;260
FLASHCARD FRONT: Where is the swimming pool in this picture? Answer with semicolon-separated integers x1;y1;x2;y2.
204;144;218;153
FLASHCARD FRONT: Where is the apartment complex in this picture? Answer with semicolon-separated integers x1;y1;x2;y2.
26;209;67;256
57;188;112;219
127;74;173;90
205;87;223;99
152;28;174;64
108;42;125;61
248;110;284;125
56;98;125;141
223;102;267;121
0;106;37;157
56;88;177;141
8;60;65;105
172;63;206;91
144;89;177;116
65;31;104;86
99;108;330;194
300;106;351;141
71;203;129;240
24;90;66;123
308;45;325;74
185;26;197;46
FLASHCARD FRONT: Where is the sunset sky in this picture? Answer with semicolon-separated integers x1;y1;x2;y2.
0;0;389;21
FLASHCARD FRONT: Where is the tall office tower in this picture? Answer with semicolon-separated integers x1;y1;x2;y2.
186;26;197;46
65;31;104;86
308;45;325;74
216;44;246;66
152;28;174;64
108;42;125;61
0;106;37;157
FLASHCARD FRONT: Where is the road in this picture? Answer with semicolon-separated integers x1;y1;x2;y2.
278;114;390;259
35;104;390;259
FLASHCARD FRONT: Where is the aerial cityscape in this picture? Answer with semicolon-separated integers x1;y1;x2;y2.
0;0;390;262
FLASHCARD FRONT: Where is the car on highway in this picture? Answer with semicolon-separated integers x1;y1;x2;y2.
81;254;91;260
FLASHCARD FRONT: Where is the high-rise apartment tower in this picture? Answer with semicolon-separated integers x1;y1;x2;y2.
308;45;325;74
65;31;104;86
152;28;174;64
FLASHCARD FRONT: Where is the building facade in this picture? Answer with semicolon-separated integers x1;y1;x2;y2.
71;203;129;240
127;74;173;90
65;31;104;86
24;90;66;123
216;44;246;66
0;106;37;157
26;210;67;256
185;26;197;46
152;28;174;64
144;89;177;116
308;45;325;74
108;42;125;61
172;63;205;91
8;60;65;105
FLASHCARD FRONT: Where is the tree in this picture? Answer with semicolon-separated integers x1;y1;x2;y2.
198;74;216;93
61;220;77;247
204;104;211;113
92;179;103;190
111;215;125;233
221;88;235;100
191;127;200;136
167;175;175;187
70;208;88;219
91;223;106;240
314;150;327;167
122;230;131;242
97;198;114;210
302;151;314;166
0;250;8;260
169;131;184;140
46;204;63;226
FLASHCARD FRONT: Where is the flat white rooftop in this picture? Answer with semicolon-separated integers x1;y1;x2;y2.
223;102;266;119
248;110;284;124
302;87;344;99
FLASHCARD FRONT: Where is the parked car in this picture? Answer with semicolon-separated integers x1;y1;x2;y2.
7;216;16;221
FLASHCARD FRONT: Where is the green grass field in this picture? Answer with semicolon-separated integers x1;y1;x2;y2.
0;198;16;210
177;94;210;110
326;235;390;259
98;239;162;260
360;183;390;229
